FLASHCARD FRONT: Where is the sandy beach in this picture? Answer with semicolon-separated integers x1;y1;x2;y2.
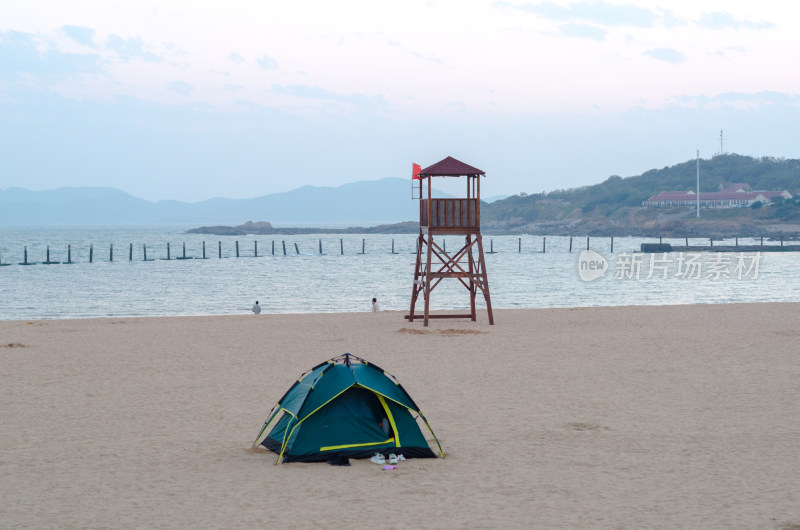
1;304;799;529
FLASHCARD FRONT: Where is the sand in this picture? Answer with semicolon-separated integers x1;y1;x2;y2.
1;304;799;529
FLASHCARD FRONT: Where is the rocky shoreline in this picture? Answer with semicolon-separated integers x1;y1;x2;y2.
483;218;800;239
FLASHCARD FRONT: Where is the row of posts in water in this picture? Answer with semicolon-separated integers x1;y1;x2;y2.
7;239;371;265
0;235;782;265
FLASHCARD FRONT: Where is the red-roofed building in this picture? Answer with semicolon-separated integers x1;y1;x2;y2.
643;184;791;208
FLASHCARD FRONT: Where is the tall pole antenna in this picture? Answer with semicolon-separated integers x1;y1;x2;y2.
720;129;723;155
696;150;700;218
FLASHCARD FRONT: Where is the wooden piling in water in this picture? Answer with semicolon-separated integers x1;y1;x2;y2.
586;237;589;251
282;241;287;256
166;242;171;260
143;244;147;261
489;239;495;254
685;237;688;246
45;245;60;264
254;241;258;257
110;244;113;262
735;237;738;247
68;244;72;264
90;244;94;263
361;238;365;254
235;241;239;258
218;241;222;258
129;243;133;261
569;237;573;252
203;241;207;259
518;237;521;253
542;237;546;253
319;239;323;255
340;239;344;255
761;237;764;246
294;243;300;254
175;242;192;260
392;239;396;254
272;241;275;256
710;237;713;248
610;237;614;253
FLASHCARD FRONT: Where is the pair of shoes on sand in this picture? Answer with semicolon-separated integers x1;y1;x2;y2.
371;453;406;465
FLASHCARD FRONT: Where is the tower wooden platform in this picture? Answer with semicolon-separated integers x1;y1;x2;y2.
409;156;494;326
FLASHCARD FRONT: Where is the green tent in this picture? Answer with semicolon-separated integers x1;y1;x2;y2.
252;353;444;463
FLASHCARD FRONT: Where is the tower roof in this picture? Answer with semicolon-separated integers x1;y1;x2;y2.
419;156;485;177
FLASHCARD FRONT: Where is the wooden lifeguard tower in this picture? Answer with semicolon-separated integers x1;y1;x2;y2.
409;156;494;326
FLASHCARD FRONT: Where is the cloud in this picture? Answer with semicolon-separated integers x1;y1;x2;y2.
506;1;673;28
0;30;101;77
229;52;245;64
168;81;194;96
62;25;96;47
673;91;800;111
106;34;160;62
643;48;685;63
558;22;607;41
410;51;445;65
270;84;386;110
697;12;775;31
256;54;278;70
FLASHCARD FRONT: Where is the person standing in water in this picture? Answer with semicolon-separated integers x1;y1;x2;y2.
371;298;380;312
252;301;261;315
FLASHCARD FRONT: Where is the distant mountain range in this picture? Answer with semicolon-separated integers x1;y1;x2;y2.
0;178;505;226
15;154;797;236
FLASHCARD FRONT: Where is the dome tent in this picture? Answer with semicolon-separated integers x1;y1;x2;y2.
252;353;444;463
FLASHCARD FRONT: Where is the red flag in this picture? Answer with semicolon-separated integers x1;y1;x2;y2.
412;163;421;180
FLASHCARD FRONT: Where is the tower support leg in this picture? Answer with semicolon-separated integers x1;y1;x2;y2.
424;233;432;327
476;234;494;325
409;234;423;322
467;234;476;321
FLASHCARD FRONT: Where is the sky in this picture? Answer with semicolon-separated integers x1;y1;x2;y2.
2;0;799;202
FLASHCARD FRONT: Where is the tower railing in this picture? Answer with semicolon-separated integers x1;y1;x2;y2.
420;198;478;231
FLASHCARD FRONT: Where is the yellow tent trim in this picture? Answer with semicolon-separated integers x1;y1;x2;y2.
320;438;394;452
377;394;400;447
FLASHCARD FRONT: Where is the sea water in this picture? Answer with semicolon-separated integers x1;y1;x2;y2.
1;225;798;320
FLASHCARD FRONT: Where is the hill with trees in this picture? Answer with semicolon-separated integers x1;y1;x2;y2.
482;154;800;237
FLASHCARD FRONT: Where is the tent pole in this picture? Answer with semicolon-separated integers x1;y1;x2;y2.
420;413;445;458
251;406;282;448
